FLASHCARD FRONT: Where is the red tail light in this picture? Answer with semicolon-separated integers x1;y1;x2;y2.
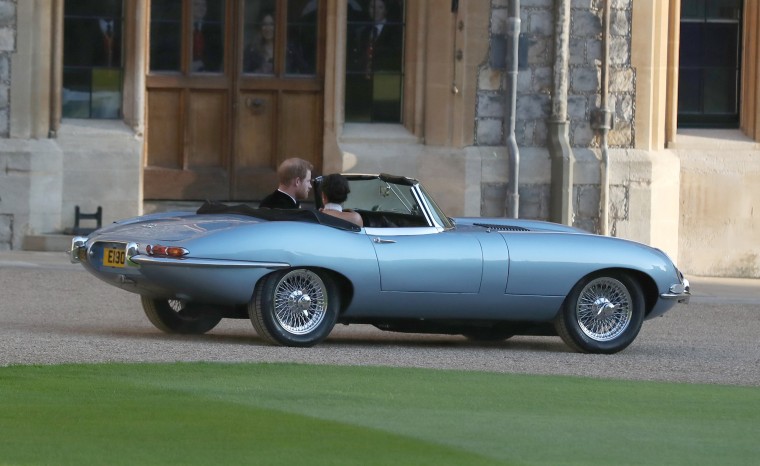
146;244;189;258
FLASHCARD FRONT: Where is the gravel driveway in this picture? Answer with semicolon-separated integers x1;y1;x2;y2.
1;251;758;387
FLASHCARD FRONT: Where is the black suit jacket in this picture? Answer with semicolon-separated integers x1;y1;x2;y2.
357;22;402;72
259;190;299;209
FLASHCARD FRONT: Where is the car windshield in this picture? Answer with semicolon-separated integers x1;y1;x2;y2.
344;178;424;217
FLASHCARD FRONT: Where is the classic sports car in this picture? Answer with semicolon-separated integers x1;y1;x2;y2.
71;174;689;354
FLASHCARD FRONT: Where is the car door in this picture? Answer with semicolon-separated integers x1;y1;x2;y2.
366;226;484;293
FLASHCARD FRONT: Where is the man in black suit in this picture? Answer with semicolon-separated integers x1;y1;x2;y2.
346;0;403;121
95;17;121;68
358;0;402;74
259;158;314;209
191;0;223;72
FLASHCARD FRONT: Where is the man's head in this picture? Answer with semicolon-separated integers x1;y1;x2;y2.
193;0;207;22
277;157;313;200
369;0;387;22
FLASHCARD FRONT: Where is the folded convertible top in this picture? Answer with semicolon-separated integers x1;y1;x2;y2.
196;201;362;232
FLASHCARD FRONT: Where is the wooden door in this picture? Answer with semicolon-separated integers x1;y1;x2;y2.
144;0;324;201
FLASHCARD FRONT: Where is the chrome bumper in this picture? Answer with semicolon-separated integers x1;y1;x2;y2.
70;236;88;264
660;277;690;304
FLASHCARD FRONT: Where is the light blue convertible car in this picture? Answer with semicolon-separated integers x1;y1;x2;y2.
71;174;689;354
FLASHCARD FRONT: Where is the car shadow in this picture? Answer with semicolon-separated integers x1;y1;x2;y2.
63;325;570;353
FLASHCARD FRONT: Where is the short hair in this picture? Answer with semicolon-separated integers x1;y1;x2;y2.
321;174;351;204
277;158;313;185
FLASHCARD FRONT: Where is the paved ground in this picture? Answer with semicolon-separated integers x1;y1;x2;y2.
1;250;759;386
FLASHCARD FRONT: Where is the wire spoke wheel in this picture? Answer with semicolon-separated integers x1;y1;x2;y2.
575;277;632;342
555;273;644;354
251;268;339;347
273;270;328;335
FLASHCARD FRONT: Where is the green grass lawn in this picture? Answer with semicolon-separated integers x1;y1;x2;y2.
0;362;758;465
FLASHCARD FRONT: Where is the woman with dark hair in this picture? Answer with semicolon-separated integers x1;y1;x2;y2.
319;174;364;227
244;10;309;74
244;11;275;73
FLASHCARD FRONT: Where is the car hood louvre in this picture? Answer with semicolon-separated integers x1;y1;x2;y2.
473;223;530;232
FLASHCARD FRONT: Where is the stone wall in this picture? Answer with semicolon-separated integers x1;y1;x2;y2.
475;0;636;232
0;0;12;138
675;132;760;278
0;140;63;250
0;0;14;247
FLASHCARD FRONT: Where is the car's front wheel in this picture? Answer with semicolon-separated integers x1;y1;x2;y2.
141;296;222;334
250;268;339;347
554;273;645;354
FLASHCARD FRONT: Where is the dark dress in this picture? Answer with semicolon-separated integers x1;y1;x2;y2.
259;190;299;209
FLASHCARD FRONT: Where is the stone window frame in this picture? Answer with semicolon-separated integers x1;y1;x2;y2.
664;0;760;145
50;0;145;136
326;0;482;150
738;0;760;139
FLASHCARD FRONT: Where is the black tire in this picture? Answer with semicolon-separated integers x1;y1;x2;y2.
141;296;222;334
250;268;339;347
554;273;645;354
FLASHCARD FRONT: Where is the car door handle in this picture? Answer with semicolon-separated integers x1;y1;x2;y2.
373;237;396;244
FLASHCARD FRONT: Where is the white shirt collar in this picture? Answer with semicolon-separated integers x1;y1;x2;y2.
323;202;343;212
99;19;114;35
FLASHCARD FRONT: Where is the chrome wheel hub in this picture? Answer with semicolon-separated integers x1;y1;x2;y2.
288;290;312;315
273;270;327;335
576;277;632;342
592;297;618;319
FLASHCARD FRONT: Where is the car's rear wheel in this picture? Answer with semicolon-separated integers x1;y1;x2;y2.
250;268;339;347
554;273;645;354
141;296;222;334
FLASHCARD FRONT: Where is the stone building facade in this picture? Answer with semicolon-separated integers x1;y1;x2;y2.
0;0;758;278
0;0;13;248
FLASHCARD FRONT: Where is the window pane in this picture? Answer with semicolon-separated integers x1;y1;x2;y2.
345;74;372;122
286;0;317;75
706;0;741;20
63;1;123;119
703;68;738;114
243;0;277;75
92;69;123;118
150;0;181;72
678;70;702;114
704;23;739;68
66;0;122;17
681;0;706;20
62;68;92;118
345;0;405;123
191;0;225;73
678;23;703;68
372;73;402;122
678;1;741;128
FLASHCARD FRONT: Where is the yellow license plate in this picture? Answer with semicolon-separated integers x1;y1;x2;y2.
103;247;126;268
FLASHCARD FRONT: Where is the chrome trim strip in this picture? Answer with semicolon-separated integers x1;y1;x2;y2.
364;226;438;236
130;255;290;269
410;183;437;228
